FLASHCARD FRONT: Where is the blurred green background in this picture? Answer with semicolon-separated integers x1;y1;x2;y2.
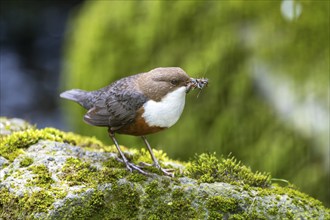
60;1;329;206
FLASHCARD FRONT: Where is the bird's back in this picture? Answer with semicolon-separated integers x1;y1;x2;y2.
60;74;148;130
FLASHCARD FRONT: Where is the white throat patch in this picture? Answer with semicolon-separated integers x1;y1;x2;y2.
142;86;186;128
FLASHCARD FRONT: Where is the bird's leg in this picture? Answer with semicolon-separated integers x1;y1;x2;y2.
141;136;174;177
108;129;150;176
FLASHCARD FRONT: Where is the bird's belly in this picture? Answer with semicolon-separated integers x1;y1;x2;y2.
142;87;186;128
116;113;165;136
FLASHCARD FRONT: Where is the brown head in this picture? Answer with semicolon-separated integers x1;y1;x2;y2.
137;67;191;101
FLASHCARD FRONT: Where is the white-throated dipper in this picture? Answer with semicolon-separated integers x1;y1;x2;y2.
60;67;208;176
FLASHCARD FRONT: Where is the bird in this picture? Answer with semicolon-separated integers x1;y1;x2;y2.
60;67;207;176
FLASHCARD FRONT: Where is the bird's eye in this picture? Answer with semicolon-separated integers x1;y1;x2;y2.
170;79;179;85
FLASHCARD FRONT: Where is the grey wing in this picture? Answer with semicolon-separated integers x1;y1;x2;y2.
83;90;148;130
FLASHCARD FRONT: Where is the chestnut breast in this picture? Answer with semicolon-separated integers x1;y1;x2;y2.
116;107;164;136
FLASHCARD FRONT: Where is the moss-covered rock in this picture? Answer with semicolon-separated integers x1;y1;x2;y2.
0;118;329;219
0;117;34;136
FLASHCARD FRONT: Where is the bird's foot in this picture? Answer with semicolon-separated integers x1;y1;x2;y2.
116;157;174;177
116;157;151;176
125;161;151;176
139;162;175;177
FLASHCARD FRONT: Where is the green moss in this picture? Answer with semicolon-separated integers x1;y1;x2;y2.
0;188;20;219
170;188;197;219
267;206;279;216
126;172;148;182
141;180;198;219
145;180;168;199
53;183;142;219
97;166;128;184
56;183;141;219
228;213;244;220
239;184;330;219
0;188;54;219
209;212;224;219
106;183;141;219
229;213;264;220
0;127;107;162
272;185;324;208
57;189;106;220
51;187;68;200
186;153;271;187
250;183;326;213
206;194;244;219
285;210;294;219
142;180;173;218
142;180;168;218
61;157;97;186
102;156;125;168
19;156;33;167
61;157;130;188
20;190;55;214
132;148;168;165
27;164;54;188
207;195;239;213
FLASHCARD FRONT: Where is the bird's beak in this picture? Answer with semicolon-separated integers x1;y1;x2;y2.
185;78;196;93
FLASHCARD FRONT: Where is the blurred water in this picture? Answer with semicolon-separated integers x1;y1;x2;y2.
0;1;82;129
0;49;35;115
0;48;64;128
252;62;330;171
281;0;302;21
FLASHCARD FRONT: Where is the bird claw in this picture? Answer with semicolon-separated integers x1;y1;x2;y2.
116;157;150;175
160;167;175;177
125;161;151;176
139;162;175;177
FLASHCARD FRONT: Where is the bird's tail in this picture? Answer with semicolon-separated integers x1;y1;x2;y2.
60;89;92;109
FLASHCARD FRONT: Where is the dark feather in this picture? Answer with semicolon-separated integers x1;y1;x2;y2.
60;89;95;109
60;75;149;130
84;90;147;129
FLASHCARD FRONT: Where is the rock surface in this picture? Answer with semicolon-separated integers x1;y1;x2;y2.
0;117;329;219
